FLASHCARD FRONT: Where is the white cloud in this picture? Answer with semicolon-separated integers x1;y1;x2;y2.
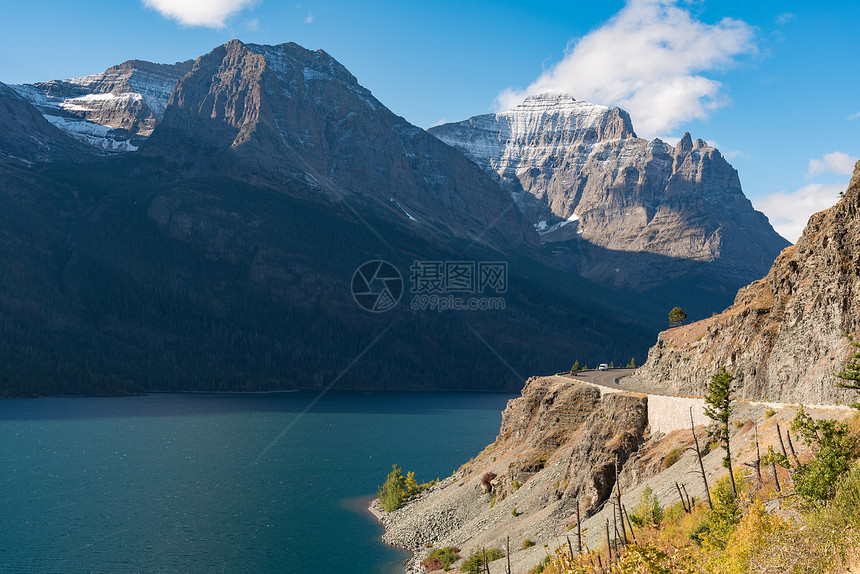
776;12;795;25
848;111;860;120
495;0;756;139
142;0;257;28
752;183;844;243
807;151;858;178
304;12;314;24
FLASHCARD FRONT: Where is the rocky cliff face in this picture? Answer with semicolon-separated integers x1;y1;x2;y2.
430;93;789;288
13;59;192;152
631;162;860;405
0;81;92;163
145;40;536;249
380;376;648;569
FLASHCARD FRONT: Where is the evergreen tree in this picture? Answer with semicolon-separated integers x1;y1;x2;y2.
627;357;637;368
378;464;406;511
571;360;580;372
704;366;737;496
668;307;688;327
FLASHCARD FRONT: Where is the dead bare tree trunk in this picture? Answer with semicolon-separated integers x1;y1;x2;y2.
772;456;781;492
605;519;613;563
615;455;627;545
506;535;511;574
675;482;689;512
777;422;789;459
786;429;798;464
623;505;637;543
680;483;693;510
576;498;583;553
566;536;574;560
754;422;763;483
691;406;713;509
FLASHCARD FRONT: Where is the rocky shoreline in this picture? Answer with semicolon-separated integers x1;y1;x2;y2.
369;375;856;574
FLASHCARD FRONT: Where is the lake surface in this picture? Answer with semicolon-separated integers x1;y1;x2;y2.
0;391;514;573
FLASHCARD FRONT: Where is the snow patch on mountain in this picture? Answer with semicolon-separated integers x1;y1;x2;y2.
390;198;419;223
12;59;191;153
43;115;138;152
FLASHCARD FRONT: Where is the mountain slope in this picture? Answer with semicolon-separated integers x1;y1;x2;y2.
145;40;536;249
430;93;789;290
13;59;192;152
631;162;860;405
0;41;682;396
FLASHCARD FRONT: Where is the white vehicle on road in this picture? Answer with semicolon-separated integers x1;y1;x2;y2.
598;363;608;371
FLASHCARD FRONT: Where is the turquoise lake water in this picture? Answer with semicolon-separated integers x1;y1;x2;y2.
0;391;514;573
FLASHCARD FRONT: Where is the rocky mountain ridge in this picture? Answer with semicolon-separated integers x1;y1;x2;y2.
145;39;536;249
630;162;860;405
430;93;789;289
13;59;192;152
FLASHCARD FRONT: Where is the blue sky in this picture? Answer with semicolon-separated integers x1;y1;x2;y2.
1;0;857;242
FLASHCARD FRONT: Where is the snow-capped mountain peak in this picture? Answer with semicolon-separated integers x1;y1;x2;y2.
13;59;192;153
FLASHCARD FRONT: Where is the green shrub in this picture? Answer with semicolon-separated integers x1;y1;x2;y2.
422;546;460;571
830;460;860;526
522;538;535;549
630;485;663;527
378;464;437;512
790;406;858;503
512;505;521;517
701;475;742;550
663;447;683;469
690;517;711;546
461;547;505;574
765;407;776;419
529;555;551;574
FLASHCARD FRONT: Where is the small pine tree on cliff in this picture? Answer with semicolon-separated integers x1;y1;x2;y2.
668;306;688;327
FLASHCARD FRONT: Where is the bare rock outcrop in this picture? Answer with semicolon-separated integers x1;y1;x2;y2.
380;376;647;570
631;162;860;405
430;94;789;289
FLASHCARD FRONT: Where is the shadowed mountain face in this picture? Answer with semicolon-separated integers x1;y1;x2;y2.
0;41;692;397
430;93;790;290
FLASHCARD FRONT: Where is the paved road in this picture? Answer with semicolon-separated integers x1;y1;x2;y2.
558;368;853;412
562;368;632;390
